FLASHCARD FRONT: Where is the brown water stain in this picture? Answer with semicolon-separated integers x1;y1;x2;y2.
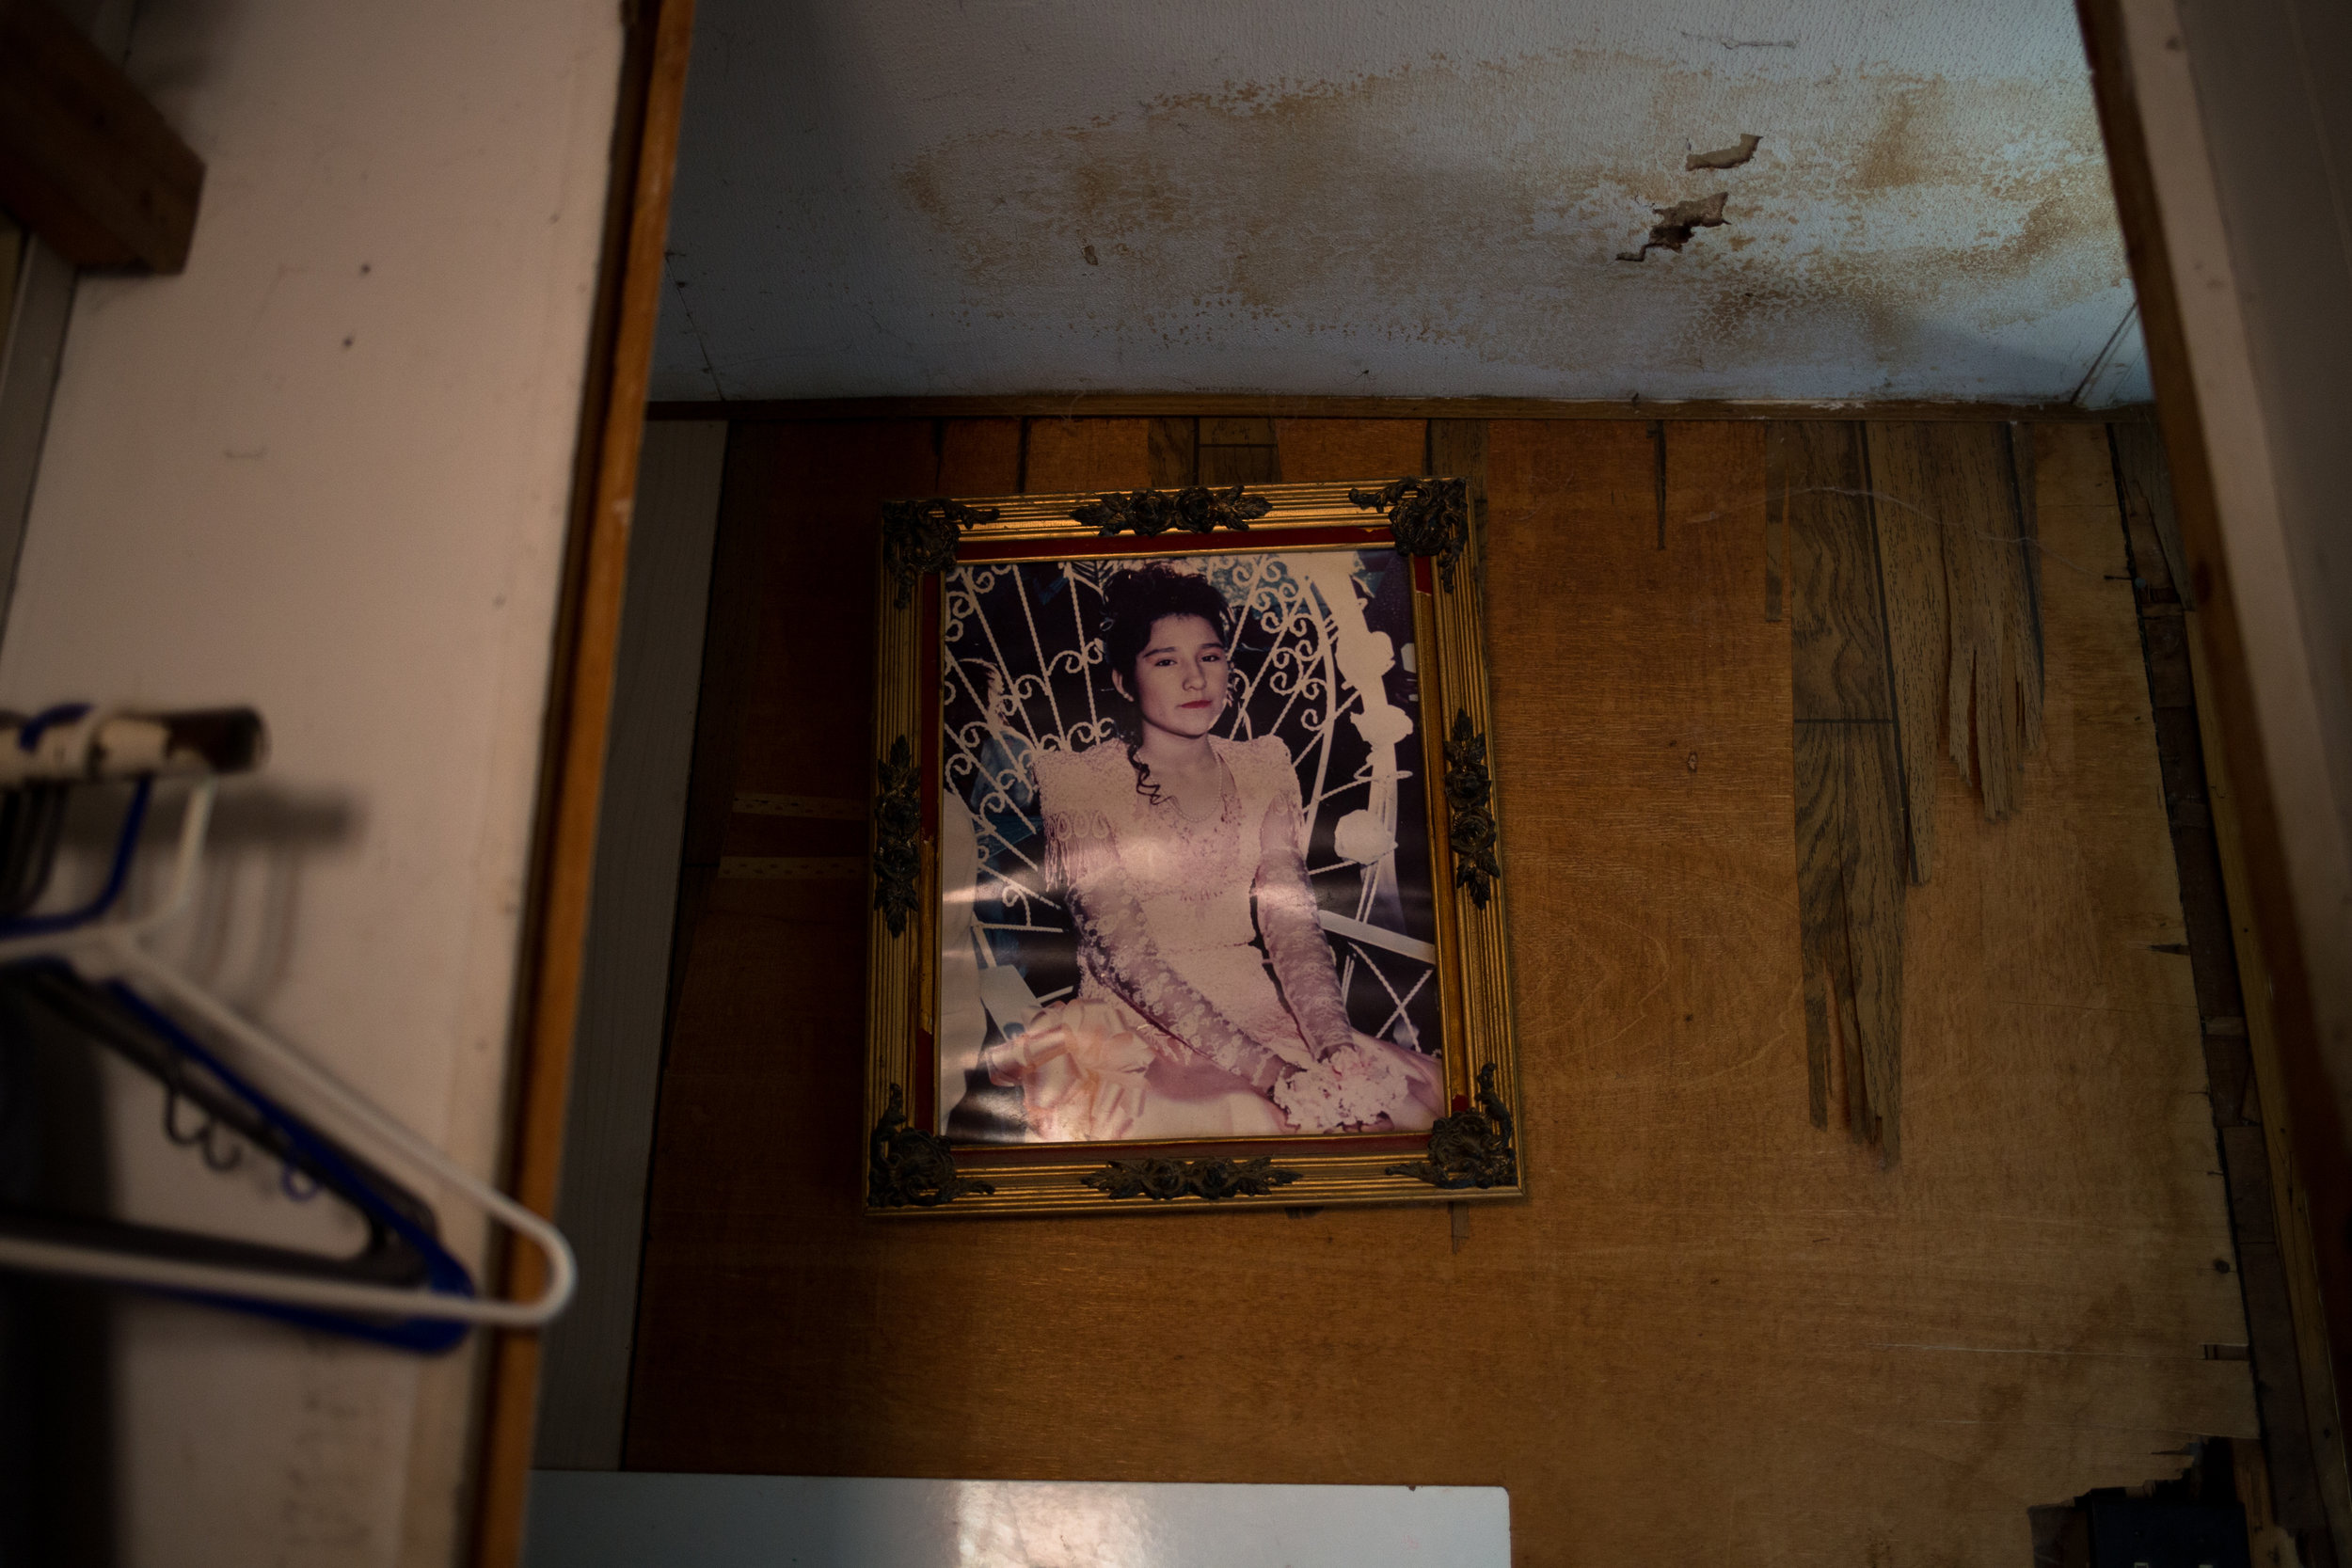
893;47;2132;392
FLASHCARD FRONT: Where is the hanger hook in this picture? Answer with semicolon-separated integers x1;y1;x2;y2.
161;1083;208;1147
163;1085;243;1172
199;1120;243;1173
278;1161;320;1202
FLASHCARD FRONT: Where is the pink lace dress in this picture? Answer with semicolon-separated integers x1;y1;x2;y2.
983;735;1441;1142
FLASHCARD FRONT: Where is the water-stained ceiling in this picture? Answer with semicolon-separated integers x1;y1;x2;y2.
651;0;2149;405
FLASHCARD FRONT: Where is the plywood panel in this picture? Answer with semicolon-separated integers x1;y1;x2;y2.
1146;417;1196;487
627;418;2254;1567
1023;417;1150;492
1198;416;1279;485
940;418;1023;496
1273;420;1425;483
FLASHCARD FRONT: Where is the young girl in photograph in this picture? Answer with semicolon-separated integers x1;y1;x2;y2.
977;562;1443;1142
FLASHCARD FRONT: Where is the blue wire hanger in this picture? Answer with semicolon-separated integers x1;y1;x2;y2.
0;705;573;1343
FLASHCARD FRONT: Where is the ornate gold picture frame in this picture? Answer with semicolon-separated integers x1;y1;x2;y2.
863;479;1520;1215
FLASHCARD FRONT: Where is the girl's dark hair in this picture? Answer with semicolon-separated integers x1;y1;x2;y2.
1097;563;1234;804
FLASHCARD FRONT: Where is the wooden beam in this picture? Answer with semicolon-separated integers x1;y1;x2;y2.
2113;424;2346;1559
649;395;2152;424
0;0;202;272
468;0;698;1561
2074;4;2352;1543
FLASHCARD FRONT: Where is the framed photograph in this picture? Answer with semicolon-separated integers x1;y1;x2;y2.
864;479;1520;1214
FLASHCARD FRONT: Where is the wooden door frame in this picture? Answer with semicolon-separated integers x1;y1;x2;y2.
467;0;697;1562
463;0;2351;1553
2075;0;2352;1536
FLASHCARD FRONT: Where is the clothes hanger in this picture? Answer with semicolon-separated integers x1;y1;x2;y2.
0;957;474;1351
0;726;477;1348
0;705;575;1334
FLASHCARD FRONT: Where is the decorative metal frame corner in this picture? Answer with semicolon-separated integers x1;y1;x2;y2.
1348;476;1470;592
1385;1063;1517;1190
882;498;1001;609
1442;710;1500;909
1071;483;1272;537
869;1085;995;1208
872;735;921;936
1080;1155;1303;1202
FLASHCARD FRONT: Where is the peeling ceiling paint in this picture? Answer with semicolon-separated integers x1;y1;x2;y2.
652;0;2150;404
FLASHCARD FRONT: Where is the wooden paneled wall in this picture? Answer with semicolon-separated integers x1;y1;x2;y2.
625;416;2267;1563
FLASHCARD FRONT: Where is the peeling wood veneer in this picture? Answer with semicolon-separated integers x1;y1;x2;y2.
1862;422;2048;871
1779;420;2053;1160
1781;422;1907;1157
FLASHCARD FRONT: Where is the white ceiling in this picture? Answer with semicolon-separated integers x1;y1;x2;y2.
651;0;2149;405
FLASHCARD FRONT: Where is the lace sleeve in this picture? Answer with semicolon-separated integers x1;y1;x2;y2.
1047;783;1294;1092
1252;754;1355;1062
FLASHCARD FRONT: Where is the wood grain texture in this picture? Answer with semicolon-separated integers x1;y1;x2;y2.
1861;422;2048;869
1199;417;1277;446
472;0;698;1560
729;422;938;807
1861;424;1955;883
1793;720;1907;1156
1780;422;1892;723
1779;421;1906;1153
1022;418;1150;493
1272;419;1426;483
2073;7;2352;1429
1197;445;1279;486
1763;423;1787;623
1145;417;1196;487
1937;426;2043;821
2113;419;2193;611
662;420;815;1045
2113;423;2339;1557
1196;417;1280;485
2142;404;2352;1552
624;418;2255;1565
0;0;203;271
1427;420;1489;598
939;418;1023;497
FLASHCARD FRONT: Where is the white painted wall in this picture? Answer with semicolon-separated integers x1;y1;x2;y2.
0;2;622;1563
653;0;2149;404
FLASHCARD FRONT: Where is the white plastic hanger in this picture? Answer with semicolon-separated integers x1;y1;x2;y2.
0;723;576;1329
